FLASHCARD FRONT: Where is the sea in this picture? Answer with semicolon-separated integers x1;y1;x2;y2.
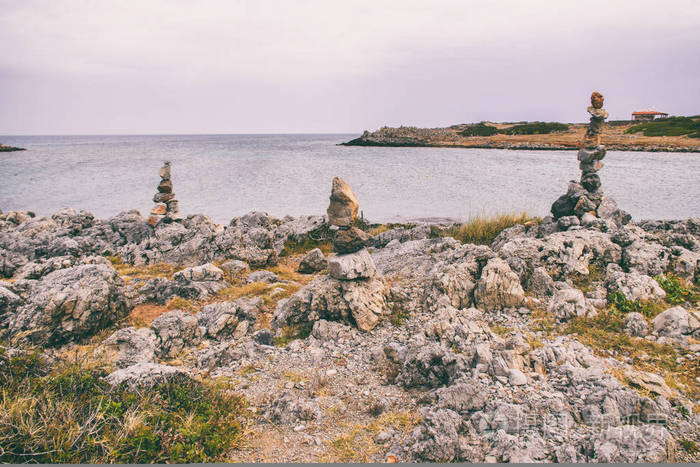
0;134;698;224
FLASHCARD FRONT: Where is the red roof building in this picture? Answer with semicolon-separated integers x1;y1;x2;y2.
632;110;668;121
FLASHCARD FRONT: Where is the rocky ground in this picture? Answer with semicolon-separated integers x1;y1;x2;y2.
1;207;699;462
343;123;700;152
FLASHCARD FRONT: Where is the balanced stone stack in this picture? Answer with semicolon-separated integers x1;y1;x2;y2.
326;177;377;281
550;92;630;226
148;161;181;226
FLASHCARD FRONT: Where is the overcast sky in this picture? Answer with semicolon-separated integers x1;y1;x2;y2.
1;0;699;134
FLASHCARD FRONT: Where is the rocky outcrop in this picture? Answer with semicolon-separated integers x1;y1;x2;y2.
105;362;191;390
5;263;132;346
97;326;157;368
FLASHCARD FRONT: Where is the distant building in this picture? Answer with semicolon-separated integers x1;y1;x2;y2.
631;110;668;121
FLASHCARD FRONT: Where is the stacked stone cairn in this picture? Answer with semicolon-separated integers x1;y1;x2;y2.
326;177;375;278
550;92;630;226
148;161;181;226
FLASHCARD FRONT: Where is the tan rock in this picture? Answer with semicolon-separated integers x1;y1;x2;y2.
150;203;167;215
327;177;359;227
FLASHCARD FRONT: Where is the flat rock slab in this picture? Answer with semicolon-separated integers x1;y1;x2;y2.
328;248;377;280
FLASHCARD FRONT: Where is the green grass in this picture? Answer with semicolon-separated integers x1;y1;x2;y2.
273;323;313;346
679;439;699;454
431;212;537;245
655;273;699;305
497;121;569;135
280;224;333;256
624;116;700;138
607;291;665;319
0;344;247;463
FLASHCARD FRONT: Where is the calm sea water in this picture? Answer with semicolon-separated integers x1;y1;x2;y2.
0;134;698;224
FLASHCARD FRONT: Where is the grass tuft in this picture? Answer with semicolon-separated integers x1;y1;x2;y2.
655;273;699;305
431;212;538;245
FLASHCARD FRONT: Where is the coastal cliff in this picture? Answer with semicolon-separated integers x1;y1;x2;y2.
343;119;700;152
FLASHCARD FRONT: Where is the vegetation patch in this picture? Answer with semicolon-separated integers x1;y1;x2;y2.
0;345;247;463
324;410;420;462
281;225;332;256
607;291;665;319
570;264;604;293
625;116;700;138
458;122;499;137
562;311;699;398
273;323;312;347
497;121;570;135
655;273;699;305
431;212;537;245
108;256;182;282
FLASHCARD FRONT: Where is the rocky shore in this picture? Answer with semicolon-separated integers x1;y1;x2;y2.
343;124;700;153
1;199;699;461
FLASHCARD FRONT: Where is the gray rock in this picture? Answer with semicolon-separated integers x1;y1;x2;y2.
525;267;555;298
431;377;488;413
557;215;580;230
150;310;203;358
548;287;593;321
311;319;356;341
245;270;281;284
491;403;527;434
508;368;527;385
473;257;525;310
7;263;131;346
652;306;699;338
593;424;674;462
273;275;388;332
624;312;649;337
408;409;464;462
298;248;327;274
605;264;666;302
622;239;671;277
98;326;157;368
328;248;377;280
597;196;631;226
105;362;191;390
371;224;431;248
397;343;470;389
264;391;322;424
173;262;224;282
196;297;262;340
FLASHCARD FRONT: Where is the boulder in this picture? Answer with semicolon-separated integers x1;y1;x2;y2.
328;248;377;280
624;312;649;337
605;264;666;302
332;226;370;254
297;248;327;274
150;310;204;358
473;258;525;310
397;343;470;389
548;287;593;321
105;362;191;390
326;177;359;227
196;297;262;340
652;306;699;338
244;270;281;284
622;240;671;277
221;259;250;275
7;263;132;346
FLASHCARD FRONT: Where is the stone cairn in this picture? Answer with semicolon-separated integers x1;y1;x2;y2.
550;92;630;226
324;177;385;330
148;161;181;226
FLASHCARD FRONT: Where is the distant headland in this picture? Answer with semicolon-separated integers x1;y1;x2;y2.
342;115;700;152
0;144;25;152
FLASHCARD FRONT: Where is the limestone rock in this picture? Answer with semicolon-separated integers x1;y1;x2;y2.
7;263;132;346
298;248;327;274
652;306;699;338
105;362;191;390
593;425;674;463
473;258;525;310
624;312;649;337
150;310;203;358
98;326;157;368
173;262;224;282
605;264;666;302
327;177;359;227
548;287;593;321
328;248;377;280
332;226;370;254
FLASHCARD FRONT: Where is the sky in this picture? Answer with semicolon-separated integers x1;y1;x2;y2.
1;0;699;135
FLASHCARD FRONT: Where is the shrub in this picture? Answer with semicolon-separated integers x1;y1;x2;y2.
458;122;499;137
607;291;665;318
624;116;700;138
498;121;569;135
0;345;247;463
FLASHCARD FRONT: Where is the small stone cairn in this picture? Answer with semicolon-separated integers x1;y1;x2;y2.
148;161;181;226
326;177;377;281
550;92;630;226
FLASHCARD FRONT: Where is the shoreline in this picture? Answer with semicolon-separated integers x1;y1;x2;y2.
342;121;700;153
0;144;26;152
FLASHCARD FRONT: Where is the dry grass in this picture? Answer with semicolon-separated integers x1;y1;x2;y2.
323;410;421;462
432;212;537;245
127;304;171;327
107;256;181;283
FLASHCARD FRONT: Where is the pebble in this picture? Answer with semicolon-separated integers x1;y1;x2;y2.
326;369;337;376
